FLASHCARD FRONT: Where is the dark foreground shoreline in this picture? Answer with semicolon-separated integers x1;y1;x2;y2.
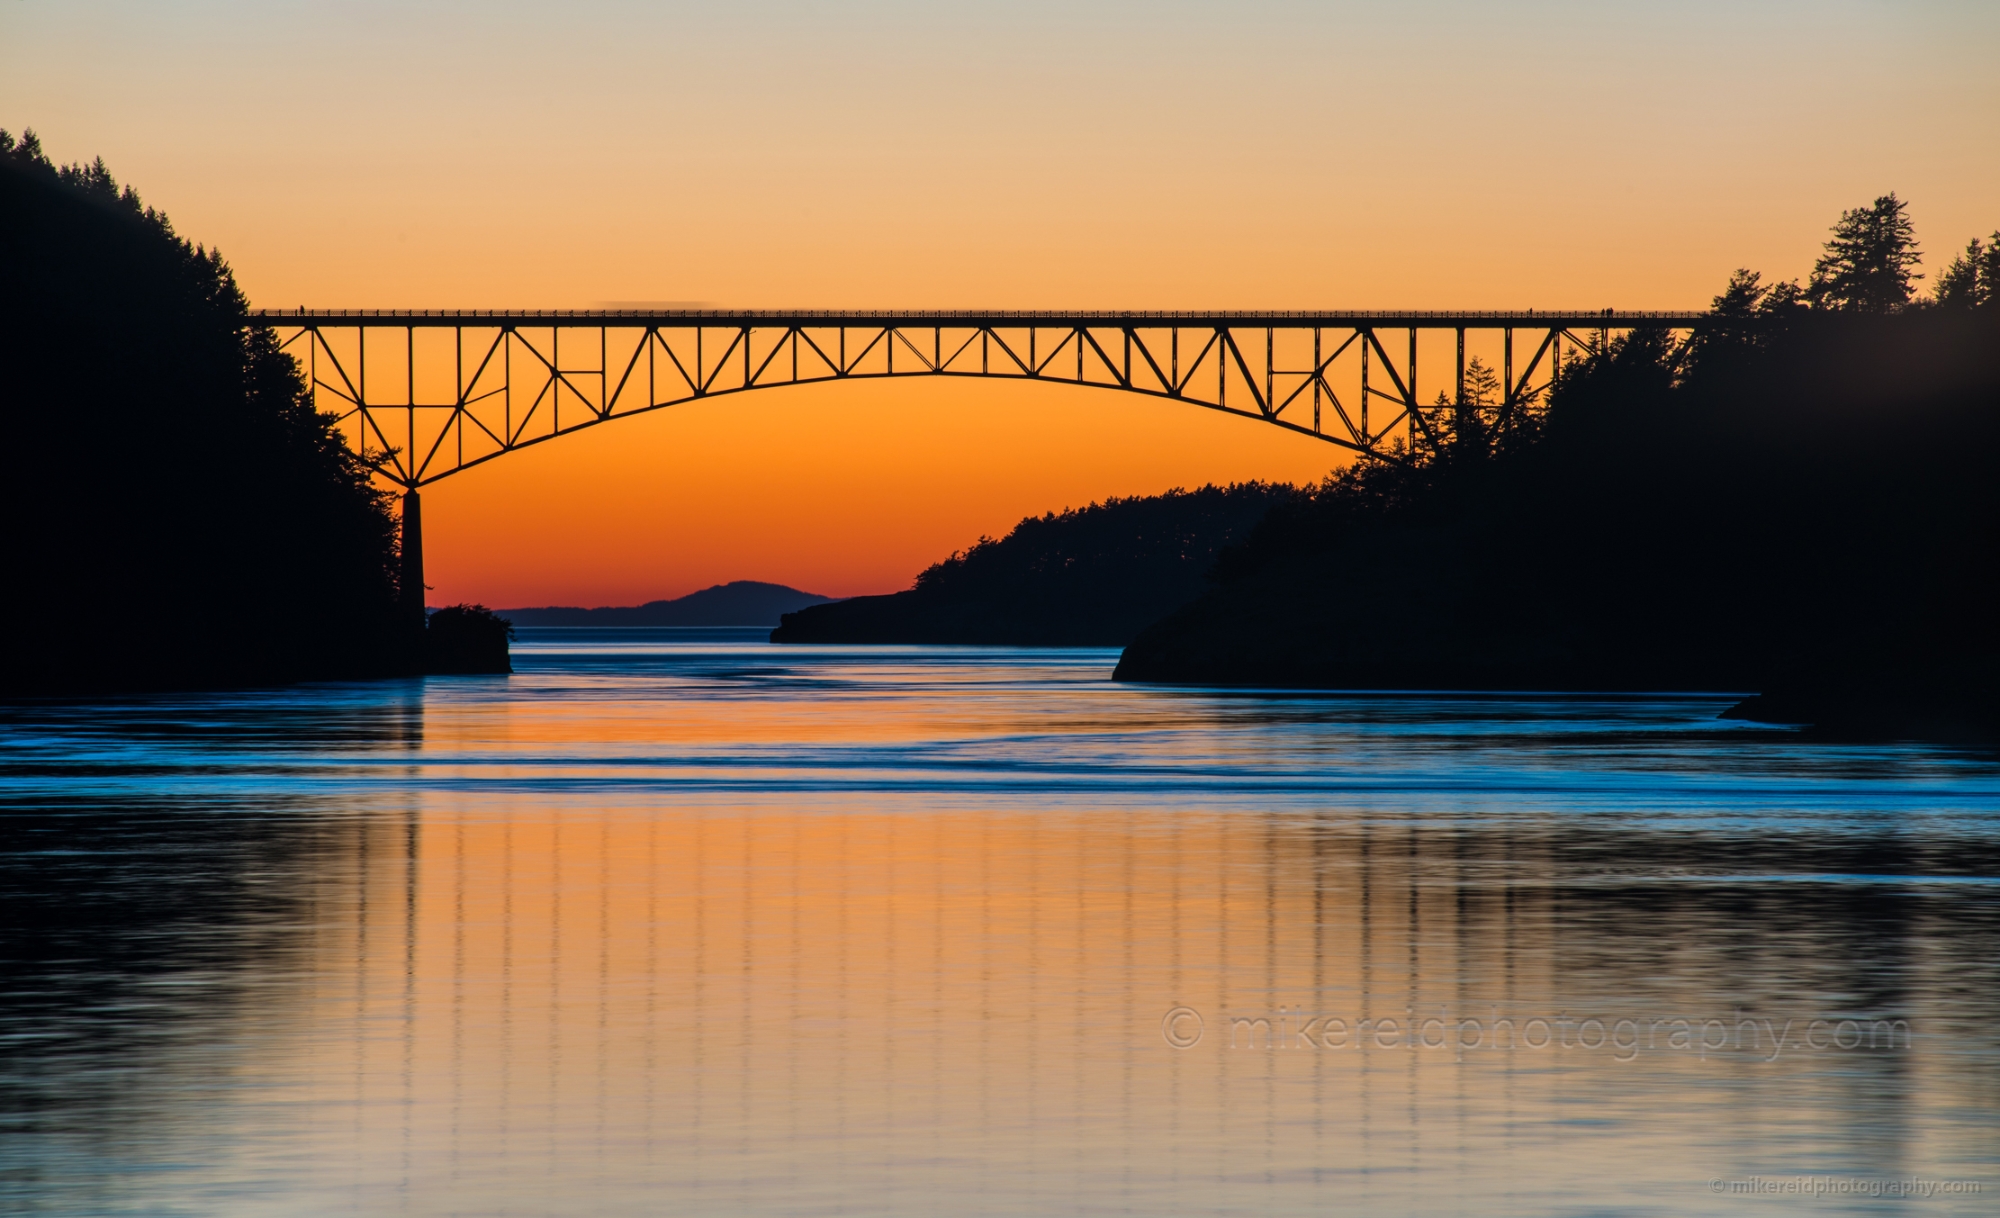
1721;690;2000;743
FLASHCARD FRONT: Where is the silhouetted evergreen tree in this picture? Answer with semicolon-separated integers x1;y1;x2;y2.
1808;193;1922;312
1413;356;1508;464
1683;268;1808;376
1932;234;2000;310
1;129;405;692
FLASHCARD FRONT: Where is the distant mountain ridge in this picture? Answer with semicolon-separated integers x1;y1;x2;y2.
500;581;835;627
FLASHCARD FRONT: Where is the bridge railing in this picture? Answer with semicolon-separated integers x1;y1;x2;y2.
254;307;1713;327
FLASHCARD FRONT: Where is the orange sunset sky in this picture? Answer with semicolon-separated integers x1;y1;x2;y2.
6;1;1997;606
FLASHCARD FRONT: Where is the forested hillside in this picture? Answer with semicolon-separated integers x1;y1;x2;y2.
1;129;405;691
1119;196;2000;734
772;483;1294;646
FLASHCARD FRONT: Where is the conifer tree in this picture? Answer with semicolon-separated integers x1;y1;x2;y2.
1933;233;2000;309
1808;194;1922;312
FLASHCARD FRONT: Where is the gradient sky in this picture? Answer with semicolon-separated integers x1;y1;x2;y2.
6;1;1996;605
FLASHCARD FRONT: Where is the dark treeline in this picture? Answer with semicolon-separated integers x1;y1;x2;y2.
1119;196;2000;733
0;128;399;690
0;131;524;692
774;483;1292;645
0;130;506;692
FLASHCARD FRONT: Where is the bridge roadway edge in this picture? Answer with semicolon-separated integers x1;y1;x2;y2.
252;308;1712;328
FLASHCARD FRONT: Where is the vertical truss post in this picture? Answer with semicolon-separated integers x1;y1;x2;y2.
400;489;425;639
1454;325;1466;449
1503;328;1514;412
1360;329;1370;440
1123;328;1131;384
1312;327;1322;434
1171;328;1178;390
1265;327;1274;412
1406;327;1418;448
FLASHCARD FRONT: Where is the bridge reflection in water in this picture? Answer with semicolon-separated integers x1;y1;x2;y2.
290;803;1982;1214
3;641;1995;1214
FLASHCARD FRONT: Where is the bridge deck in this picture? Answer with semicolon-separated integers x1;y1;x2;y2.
252;308;1712;328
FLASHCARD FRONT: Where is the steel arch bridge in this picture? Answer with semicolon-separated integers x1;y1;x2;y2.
251;307;1709;622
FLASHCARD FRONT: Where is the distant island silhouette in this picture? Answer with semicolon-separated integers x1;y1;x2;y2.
503;581;834;627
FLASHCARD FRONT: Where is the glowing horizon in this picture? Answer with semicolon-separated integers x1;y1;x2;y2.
7;0;1996;605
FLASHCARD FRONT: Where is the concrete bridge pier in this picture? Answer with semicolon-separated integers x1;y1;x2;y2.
400;490;426;635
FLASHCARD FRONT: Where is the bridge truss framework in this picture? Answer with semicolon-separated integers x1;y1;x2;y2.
251;308;1708;621
259;308;1707;489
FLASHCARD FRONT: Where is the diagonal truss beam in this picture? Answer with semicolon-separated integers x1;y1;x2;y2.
261;312;1712;489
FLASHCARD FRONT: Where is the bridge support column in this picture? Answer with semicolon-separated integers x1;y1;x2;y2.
400;490;426;635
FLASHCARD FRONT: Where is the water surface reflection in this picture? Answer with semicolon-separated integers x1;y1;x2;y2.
2;632;1995;1214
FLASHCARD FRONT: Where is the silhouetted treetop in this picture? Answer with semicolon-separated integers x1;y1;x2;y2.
1933;234;2000;310
1809;193;1922;313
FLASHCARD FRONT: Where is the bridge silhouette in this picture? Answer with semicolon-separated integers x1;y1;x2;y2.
253;308;1709;625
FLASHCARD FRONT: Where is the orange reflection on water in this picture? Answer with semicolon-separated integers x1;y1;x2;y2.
11;655;1995;1215
259;789;1984;1216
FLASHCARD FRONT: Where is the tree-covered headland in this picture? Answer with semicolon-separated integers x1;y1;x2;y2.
1118;196;2000;735
773;484;1291;645
0;130;509;692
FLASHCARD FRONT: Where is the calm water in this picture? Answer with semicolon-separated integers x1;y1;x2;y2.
3;629;1998;1215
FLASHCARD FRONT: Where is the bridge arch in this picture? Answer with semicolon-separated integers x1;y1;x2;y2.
261;309;1701;490
256;308;1704;623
